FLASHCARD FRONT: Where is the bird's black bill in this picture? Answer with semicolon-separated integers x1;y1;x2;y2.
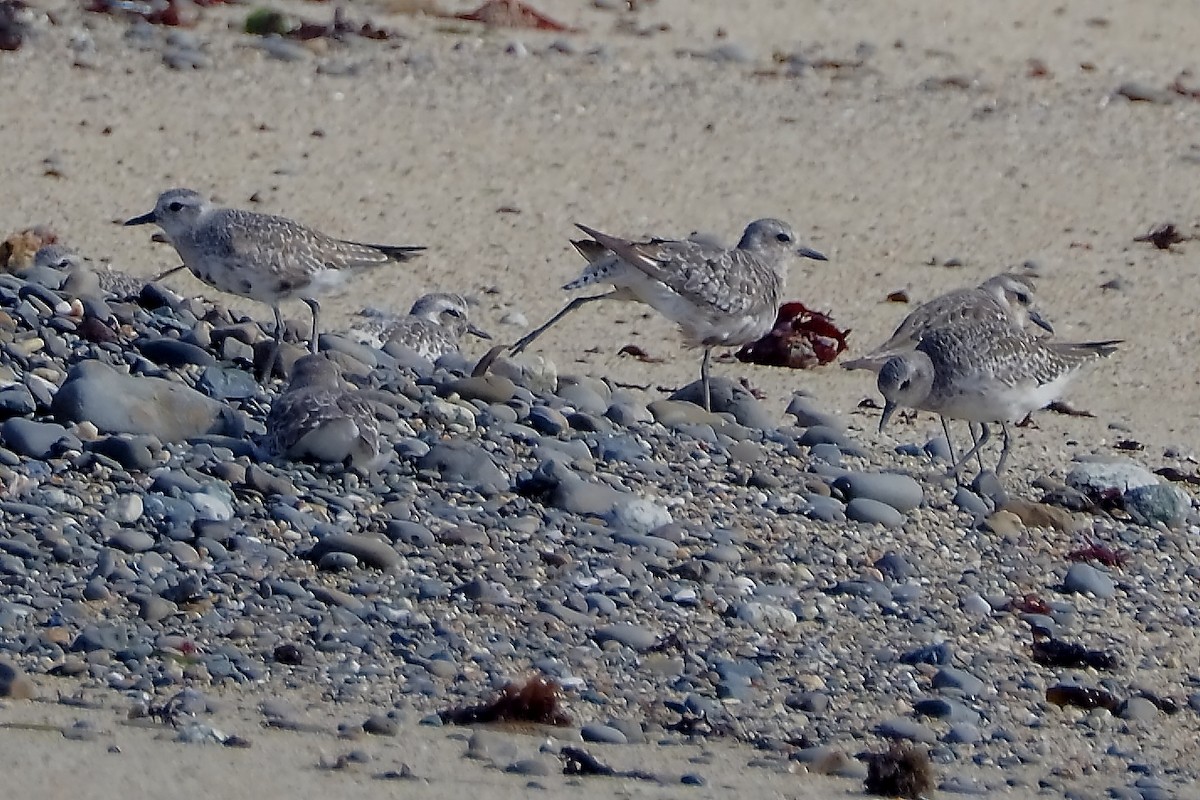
1029;310;1054;334
878;400;897;434
151;264;188;281
797;247;828;261
124;212;156;226
467;323;492;340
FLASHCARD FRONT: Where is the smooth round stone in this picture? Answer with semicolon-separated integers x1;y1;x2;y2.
798;425;857;451
188;492;234;521
785;395;841;429
386;520;435;547
833;472;923;512
592;623;658;652
580;723;627;744
527;406;569;436
914;697;980;724
197;366;258;401
138;337;216;368
90;435;157;472
110;494;144;524
506;758;554;777
945;723;982;744
0;386;35;416
0;661;38;699
1118;697;1160;721
846;497;906;527
603;497;671;534
953;487;990;517
446;375;516;405
900;642;952;665
933;667;986;697
804;494;846;523
109;529;155;553
317;552;359;571
309;533;399;571
876;717;937;743
363;712;400;736
0;418;81;459
875;552;915;580
1063;562;1116;599
734;601;797;631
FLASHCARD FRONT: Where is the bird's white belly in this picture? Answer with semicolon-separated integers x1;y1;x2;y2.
616;269;769;346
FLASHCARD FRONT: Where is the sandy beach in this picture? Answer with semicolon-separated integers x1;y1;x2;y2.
3;1;1200;798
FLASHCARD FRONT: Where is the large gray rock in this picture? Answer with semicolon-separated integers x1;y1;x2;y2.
51;361;242;443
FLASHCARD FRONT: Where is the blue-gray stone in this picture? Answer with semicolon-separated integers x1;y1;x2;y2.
0;418;81;459
1062;562;1116;599
833;472;923;512
846;497;906;527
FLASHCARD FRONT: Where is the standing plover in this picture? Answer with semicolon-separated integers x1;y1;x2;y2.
511;219;827;411
876;319;1119;478
124;188;424;377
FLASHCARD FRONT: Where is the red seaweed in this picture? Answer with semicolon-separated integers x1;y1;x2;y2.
735;301;849;369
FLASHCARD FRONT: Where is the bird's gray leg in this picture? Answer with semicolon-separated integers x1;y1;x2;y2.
969;422;986;474
260;304;285;383
510;292;616;355
939;415;959;464
302;297;321;355
947;423;990;479
995;422;1013;475
701;346;713;412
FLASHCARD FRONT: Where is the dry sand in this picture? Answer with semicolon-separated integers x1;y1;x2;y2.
3;0;1200;797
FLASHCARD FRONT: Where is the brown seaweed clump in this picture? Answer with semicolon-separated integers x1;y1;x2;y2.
439;675;571;727
862;743;935;799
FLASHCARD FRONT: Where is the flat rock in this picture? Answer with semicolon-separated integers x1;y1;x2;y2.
833;472;923;512
52;361;242;442
308;534;399;571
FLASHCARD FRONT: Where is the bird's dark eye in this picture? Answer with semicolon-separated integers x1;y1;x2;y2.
446;308;463;318
775;232;792;243
167;201;184;212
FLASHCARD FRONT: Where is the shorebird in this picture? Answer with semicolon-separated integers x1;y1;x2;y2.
844;272;1054;463
262;353;388;472
350;292;491;360
510;219;828;411
32;244;147;299
876;318;1120;478
124;188;425;378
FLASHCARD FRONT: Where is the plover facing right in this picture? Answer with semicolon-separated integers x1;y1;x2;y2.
351;292;490;360
511;218;828;411
124;188;425;377
876;318;1120;478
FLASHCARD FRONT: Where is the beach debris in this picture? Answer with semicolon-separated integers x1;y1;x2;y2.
1031;634;1119;671
1115;81;1175;104
1046;399;1094;417
735;301;849;369
1134;222;1189;250
439;674;571;726
84;0;202;27
861;743;935;800
618;344;664;363
886;288;910;303
1;226;58;273
453;0;578;32
1008;593;1050;615
1046;684;1121;712
1067;539;1129;569
0;0;29;51
244;5;395;40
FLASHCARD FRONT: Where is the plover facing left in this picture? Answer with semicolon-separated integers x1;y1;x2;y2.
124;188;424;377
511;218;827;411
876;318;1120;478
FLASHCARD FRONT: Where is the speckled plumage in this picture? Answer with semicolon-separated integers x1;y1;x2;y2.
350;293;489;360
877;318;1119;475
511;218;827;410
33;244;147;299
125;188;424;372
843;272;1052;372
262;355;388;472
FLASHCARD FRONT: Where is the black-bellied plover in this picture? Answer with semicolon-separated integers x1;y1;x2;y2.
350;292;490;360
262;353;388;472
844;272;1054;464
843;272;1053;373
33;244;148;300
876;318;1120;478
510;219;827;411
124;188;425;377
